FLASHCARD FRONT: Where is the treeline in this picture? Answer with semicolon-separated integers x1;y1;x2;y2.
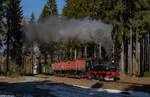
63;0;150;76
0;0;150;76
39;0;150;76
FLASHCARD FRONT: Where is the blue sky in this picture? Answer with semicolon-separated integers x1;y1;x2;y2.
21;0;65;19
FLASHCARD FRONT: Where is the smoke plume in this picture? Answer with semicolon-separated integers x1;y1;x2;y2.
24;16;113;55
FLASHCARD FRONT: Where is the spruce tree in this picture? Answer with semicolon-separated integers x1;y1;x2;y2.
62;0;150;75
39;0;58;21
0;0;4;74
47;0;58;15
0;0;3;34
38;0;58;72
6;0;23;73
0;0;6;48
62;0;90;19
29;12;35;74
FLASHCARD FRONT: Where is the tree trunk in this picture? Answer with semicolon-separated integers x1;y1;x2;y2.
38;55;42;74
94;46;96;58
120;32;125;75
149;32;150;72
140;39;144;75
143;38;145;74
6;31;10;73
44;54;48;65
84;46;87;58
22;48;25;75
24;55;26;74
121;41;125;75
70;48;72;60
48;55;51;64
112;41;115;61
128;28;133;74
99;42;102;59
31;43;34;74
144;35;148;72
74;48;77;60
124;38;128;73
135;30;139;75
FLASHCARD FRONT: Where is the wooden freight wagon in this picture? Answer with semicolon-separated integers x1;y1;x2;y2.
52;59;86;76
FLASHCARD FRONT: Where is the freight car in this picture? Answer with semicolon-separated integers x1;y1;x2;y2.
51;59;119;81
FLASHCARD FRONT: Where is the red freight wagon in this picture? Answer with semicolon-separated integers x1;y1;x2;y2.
52;59;86;72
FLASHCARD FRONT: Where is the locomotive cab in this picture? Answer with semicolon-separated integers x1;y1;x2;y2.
85;60;119;81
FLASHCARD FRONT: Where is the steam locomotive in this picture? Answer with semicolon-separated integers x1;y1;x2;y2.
38;41;119;81
51;59;119;81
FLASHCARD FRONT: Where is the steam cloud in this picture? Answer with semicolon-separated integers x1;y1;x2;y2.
24;16;113;55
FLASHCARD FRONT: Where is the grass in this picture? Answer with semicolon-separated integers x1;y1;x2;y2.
125;73;134;77
36;74;50;79
125;72;150;78
143;72;150;77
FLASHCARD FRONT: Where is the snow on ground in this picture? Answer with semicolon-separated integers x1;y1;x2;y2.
0;95;15;97
0;95;33;97
36;84;150;97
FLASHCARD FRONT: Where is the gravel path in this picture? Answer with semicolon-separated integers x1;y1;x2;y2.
22;76;40;82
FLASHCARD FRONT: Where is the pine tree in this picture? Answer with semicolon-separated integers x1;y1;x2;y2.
6;0;23;73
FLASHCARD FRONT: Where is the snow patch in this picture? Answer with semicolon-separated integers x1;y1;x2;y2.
36;84;150;97
0;94;33;97
130;92;150;97
0;95;15;97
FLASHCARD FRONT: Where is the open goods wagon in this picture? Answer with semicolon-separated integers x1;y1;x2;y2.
52;59;86;76
51;59;119;81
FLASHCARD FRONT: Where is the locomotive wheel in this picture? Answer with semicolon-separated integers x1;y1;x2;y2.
96;74;100;81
